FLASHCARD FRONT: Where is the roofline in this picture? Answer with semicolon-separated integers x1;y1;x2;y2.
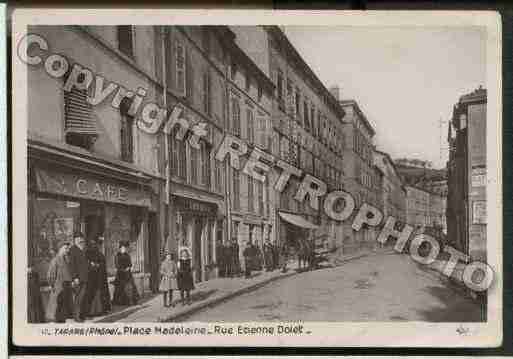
225;28;275;93
264;26;346;119
338;99;375;136
405;184;447;198
374;149;402;181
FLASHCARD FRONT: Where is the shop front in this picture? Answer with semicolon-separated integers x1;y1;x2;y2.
170;195;224;283
278;211;320;259
28;158;159;305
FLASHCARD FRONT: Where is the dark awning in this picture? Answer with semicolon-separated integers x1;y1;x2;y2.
279;211;319;229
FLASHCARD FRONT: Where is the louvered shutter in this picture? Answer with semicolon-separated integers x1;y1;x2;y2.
175;39;186;97
64;87;98;136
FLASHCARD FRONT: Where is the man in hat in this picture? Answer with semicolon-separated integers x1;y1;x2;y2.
46;240;73;323
68;231;89;322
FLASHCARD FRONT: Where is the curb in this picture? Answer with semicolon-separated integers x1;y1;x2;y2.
96;250;383;323
163;250;385;322
158;271;297;322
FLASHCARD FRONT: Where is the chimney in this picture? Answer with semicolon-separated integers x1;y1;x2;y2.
329;86;340;101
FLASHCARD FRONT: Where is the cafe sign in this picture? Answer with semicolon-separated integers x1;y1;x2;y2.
35;168;151;207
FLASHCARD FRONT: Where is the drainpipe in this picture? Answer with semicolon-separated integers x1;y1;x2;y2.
161;26;170;252
223;46;232;246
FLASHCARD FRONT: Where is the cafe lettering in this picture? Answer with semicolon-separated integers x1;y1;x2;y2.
75;179;129;202
35;168;151;207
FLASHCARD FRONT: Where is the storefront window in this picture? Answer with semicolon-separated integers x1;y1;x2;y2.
31;197;81;282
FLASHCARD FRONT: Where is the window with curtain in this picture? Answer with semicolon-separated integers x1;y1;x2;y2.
120;114;134;162
246;108;254;143
190;145;199;185
232;170;240;211
117;26;134;58
201;141;211;188
258;181;264;216
203;70;211;117
248;175;254;213
170;126;187;180
231;98;241;136
303;101;310;132
175;39;186;97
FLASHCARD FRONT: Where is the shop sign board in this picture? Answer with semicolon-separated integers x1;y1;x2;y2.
471;168;486;188
472;200;487;224
35;167;151;207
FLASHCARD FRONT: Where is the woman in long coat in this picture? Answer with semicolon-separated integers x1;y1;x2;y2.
85;237;111;316
177;248;194;305
112;241;140;306
46;241;73;323
159;252;178;307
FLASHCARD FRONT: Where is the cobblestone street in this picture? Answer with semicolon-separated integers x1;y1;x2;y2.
182;252;484;322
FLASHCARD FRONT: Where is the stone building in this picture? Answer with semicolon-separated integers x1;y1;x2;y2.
264;26;347;255
405;185;446;236
446;86;486;260
337;98;382;250
224;26;275;269
26;26;164;299
374;150;407;224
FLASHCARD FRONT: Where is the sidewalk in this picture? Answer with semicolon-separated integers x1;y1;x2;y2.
91;248;389;323
93;266;297;323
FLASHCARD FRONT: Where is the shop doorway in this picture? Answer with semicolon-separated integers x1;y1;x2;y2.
193;218;203;283
148;212;159;293
84;213;105;245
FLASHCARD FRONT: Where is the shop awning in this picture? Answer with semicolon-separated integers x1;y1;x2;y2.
279;211;319;229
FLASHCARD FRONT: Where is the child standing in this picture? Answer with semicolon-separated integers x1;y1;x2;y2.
159;252;178;307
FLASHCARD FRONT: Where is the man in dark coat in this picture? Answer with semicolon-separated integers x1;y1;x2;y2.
216;241;225;277
233;240;241;277
263;239;273;272
68;231;89;322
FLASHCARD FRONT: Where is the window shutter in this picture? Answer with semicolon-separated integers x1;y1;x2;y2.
175;39;186;97
287;82;295;117
64;87;98;136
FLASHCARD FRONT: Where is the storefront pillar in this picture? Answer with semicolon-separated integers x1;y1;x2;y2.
212;219;218;278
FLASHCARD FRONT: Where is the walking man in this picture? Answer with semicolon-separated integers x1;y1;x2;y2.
68;231;89;322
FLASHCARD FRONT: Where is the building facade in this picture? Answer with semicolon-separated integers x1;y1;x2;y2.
265;26;347;256
225;26;275;270
27;25;164;299
374;150;407;224
338;98;382;250
405;185;447;236
446;87;487;260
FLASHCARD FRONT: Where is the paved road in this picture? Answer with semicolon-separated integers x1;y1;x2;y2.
182;252;484;322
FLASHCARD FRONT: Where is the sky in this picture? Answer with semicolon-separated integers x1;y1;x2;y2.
283;26;486;169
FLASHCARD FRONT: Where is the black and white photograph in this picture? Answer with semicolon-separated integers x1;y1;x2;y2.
11;9;502;347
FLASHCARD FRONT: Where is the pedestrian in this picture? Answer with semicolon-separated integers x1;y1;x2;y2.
85;237;111;316
112;240;140;306
28;260;45;323
177;248;194;305
216;241;225;277
96;236;112;314
159;251;178;307
68;231;89;322
243;241;253;279
263;239;273;272
280;244;288;273
46;240;73;323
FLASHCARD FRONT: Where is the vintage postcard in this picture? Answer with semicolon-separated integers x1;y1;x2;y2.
11;9;502;347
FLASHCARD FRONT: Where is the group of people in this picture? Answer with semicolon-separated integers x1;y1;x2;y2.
28;231;140;323
158;248;195;307
215;239;288;280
